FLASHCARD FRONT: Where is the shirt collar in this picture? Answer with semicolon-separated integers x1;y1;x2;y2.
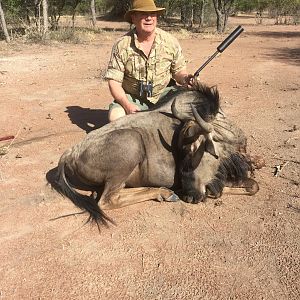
132;27;161;50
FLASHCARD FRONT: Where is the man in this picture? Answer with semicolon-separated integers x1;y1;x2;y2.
105;0;194;122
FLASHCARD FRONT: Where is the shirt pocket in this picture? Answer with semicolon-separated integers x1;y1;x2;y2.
124;53;143;77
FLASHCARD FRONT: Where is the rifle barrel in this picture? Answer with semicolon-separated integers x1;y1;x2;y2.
194;51;219;77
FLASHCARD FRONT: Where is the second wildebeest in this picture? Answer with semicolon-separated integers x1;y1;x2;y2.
53;83;258;227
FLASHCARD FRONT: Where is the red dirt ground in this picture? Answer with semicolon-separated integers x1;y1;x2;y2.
0;17;299;299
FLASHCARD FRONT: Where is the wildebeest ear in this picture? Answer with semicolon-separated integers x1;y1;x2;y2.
171;98;190;121
191;139;206;170
205;139;218;159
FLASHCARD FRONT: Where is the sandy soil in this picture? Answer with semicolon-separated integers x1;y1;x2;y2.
0;16;299;299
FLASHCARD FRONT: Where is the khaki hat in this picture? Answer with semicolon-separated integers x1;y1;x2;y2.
124;0;165;23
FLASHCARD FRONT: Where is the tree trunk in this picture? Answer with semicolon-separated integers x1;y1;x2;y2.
42;0;49;36
0;0;10;43
35;0;41;32
189;4;194;28
90;0;96;28
72;0;81;30
212;0;234;33
216;11;224;33
199;0;206;28
181;6;186;24
23;0;31;25
49;0;65;30
255;11;263;25
223;10;229;29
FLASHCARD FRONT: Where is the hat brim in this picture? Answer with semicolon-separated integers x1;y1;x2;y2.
124;8;165;23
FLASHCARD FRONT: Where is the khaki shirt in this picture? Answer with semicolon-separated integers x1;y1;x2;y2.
105;27;186;103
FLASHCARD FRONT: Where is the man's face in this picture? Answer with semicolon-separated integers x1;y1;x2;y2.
131;12;158;35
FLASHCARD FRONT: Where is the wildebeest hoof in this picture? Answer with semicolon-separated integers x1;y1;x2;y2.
157;195;164;202
182;195;192;203
182;193;206;204
245;178;259;195
165;193;180;202
157;187;179;202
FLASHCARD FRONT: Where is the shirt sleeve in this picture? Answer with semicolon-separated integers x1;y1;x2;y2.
171;39;187;77
104;43;125;83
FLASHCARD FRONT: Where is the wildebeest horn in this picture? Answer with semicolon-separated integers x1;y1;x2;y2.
171;98;190;121
190;105;213;134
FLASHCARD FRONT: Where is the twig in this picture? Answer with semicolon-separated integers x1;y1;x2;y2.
141;253;145;272
274;161;289;177
0;135;14;142
49;211;86;221
287;204;300;213
0;127;22;156
272;157;300;165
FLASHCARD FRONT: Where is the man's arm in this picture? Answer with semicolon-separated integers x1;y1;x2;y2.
108;80;140;114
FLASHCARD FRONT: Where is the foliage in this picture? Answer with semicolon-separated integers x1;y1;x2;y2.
103;0;130;19
268;0;300;23
1;0;300;43
2;0;24;22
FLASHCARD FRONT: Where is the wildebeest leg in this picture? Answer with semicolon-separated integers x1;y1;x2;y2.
222;178;259;196
99;183;179;210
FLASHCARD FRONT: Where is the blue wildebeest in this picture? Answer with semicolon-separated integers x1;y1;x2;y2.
53;83;259;227
172;98;259;203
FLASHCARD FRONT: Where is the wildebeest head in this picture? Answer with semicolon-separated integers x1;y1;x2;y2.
173;89;258;204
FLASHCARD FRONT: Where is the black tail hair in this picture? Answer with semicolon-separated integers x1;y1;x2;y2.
56;163;114;228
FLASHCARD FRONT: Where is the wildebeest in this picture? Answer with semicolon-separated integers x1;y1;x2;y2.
53;83;259;227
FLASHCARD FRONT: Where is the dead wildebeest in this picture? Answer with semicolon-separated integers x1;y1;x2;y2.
53;83;259;227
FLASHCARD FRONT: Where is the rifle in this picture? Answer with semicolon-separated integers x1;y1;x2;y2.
194;25;244;77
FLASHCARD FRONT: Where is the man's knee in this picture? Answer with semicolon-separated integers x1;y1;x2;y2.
108;106;126;122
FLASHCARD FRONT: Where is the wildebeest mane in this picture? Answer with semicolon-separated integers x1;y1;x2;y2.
153;83;220;121
191;83;220;122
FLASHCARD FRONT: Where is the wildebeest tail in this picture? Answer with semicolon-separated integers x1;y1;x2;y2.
56;163;114;228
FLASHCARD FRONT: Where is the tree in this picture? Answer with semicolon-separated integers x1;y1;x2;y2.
198;0;208;27
268;0;300;24
90;0;96;27
0;0;10;42
235;0;269;24
212;0;235;33
105;0;131;20
34;0;41;32
48;0;66;30
42;0;49;36
71;0;81;29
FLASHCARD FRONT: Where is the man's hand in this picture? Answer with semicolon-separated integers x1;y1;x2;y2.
183;74;195;88
108;79;140;115
174;70;196;89
123;102;140;115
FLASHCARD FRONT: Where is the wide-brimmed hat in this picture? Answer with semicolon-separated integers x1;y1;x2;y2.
124;0;165;23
